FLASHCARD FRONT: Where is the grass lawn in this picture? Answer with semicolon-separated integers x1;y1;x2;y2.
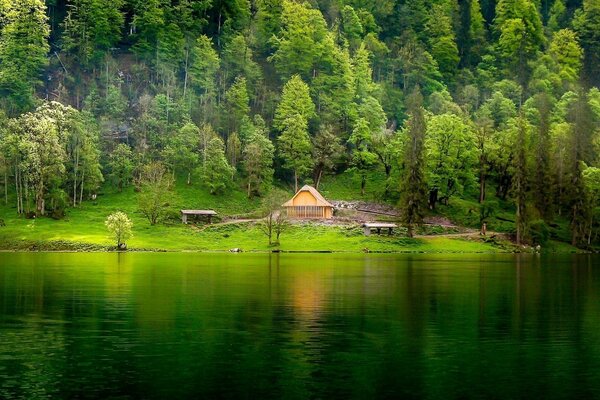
0;177;583;254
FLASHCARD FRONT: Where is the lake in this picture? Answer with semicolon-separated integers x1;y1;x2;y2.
0;253;599;399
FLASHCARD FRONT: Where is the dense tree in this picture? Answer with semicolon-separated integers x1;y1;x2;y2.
202;136;234;194
108;143;134;192
243;129;274;198
348;118;377;196
399;87;428;238
312;127;344;189
425;113;478;209
0;0;50;113
270;0;329;80
162;123;200;184
495;0;544;84
61;0;124;67
273;75;315;131
277;114;312;192
137;161;174;225
574;0;600;87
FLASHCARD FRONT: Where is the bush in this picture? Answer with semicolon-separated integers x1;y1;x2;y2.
0;218;5;227
529;220;550;245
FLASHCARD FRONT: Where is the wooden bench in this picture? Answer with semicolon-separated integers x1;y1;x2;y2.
363;223;397;236
181;210;217;224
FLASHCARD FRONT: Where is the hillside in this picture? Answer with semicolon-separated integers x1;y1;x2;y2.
0;0;599;251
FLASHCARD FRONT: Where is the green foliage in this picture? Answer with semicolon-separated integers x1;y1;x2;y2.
273;75;315;131
105;211;132;248
426;113;478;208
243;128;274;198
108;144;134;192
61;0;124;66
277;114;312;192
400;88;428;237
202;136;233;195
0;0;49;113
137;162;174;225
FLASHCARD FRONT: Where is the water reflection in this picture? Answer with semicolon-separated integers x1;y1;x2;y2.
0;253;598;399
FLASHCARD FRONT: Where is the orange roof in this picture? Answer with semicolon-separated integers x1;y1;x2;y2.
283;185;334;208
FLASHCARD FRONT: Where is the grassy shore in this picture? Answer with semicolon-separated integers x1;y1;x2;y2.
0;174;584;254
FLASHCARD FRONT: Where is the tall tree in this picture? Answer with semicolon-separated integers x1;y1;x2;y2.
400;87;428;238
277;114;312;192
567;91;596;245
243;129;275;198
61;0;124;67
533;93;554;220
0;0;50;113
202;136;234;195
273;75;315;132
495;0;544;85
312;127;344;189
573;0;600;87
511;114;530;245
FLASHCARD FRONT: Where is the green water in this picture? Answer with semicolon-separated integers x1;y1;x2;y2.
0;253;599;399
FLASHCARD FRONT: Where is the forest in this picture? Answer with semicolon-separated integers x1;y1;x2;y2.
0;0;600;248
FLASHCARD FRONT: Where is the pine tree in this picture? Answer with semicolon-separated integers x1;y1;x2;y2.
61;0;124;67
512;113;529;245
273;75;315;132
573;0;600;87
567;91;595;245
400;87;428;238
277;114;312;192
533;93;554;221
0;0;49;113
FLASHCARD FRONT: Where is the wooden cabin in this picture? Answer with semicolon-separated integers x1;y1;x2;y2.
283;185;334;219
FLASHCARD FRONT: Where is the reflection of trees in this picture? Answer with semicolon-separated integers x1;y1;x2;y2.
0;253;599;398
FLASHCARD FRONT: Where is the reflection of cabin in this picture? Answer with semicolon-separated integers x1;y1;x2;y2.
283;185;334;219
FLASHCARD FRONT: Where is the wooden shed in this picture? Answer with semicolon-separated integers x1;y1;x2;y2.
283;185;334;219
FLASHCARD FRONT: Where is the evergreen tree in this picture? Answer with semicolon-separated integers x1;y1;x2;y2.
277;114;312;192
495;0;544;85
312;126;344;189
202;136;234;195
224;76;250;134
243;129;275;197
512;113;530;245
567;91;596;245
273;75;315;132
400;87;428;238
573;0;600;87
0;0;50;113
533;93;554;221
61;0;124;66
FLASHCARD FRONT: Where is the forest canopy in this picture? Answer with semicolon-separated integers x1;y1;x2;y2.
0;0;600;246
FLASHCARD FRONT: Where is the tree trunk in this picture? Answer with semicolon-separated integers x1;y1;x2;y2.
4;169;8;205
294;170;298;193
479;165;486;203
361;175;366;196
79;169;85;205
429;189;438;210
183;47;189;99
315;169;323;190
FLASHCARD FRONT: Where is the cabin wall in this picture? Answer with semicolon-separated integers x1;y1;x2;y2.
285;206;333;219
292;192;318;206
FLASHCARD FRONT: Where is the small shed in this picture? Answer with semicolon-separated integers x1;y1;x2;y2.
283;185;334;219
181;209;217;224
